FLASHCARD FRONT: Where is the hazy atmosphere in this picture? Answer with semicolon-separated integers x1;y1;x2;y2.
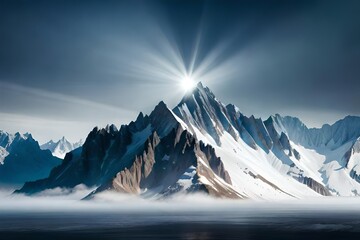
1;0;360;143
2;1;360;239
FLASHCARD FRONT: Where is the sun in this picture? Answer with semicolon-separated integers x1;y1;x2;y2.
181;76;196;92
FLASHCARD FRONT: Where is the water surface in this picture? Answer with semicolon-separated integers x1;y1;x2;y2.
1;209;360;240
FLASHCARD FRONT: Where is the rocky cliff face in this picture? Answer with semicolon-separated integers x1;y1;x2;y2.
88;124;238;199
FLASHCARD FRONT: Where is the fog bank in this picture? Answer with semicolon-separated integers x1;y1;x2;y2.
1;185;360;214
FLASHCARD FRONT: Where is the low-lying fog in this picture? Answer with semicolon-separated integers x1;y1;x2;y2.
1;185;360;214
2;186;360;240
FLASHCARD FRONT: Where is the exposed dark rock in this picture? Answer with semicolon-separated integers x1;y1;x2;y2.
294;176;332;196
87;125;238;199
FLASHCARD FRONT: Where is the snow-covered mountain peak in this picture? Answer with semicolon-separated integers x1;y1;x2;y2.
0;131;33;151
196;81;204;88
14;83;360;199
179;81;216;106
41;137;83;159
0;131;12;148
73;139;83;149
265;115;287;134
274;114;360;149
174;83;230;145
13;132;30;141
195;81;215;96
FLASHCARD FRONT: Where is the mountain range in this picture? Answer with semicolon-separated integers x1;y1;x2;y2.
12;83;360;199
0;131;61;188
41;137;83;159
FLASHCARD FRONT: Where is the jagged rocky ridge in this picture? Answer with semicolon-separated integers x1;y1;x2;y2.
88;125;239;199
18;101;239;199
16;83;360;199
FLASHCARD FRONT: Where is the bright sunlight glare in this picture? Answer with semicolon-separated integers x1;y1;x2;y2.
181;76;196;92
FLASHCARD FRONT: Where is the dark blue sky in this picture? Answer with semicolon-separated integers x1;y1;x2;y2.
1;0;359;142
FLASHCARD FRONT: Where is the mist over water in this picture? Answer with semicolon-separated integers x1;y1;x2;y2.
1;187;360;239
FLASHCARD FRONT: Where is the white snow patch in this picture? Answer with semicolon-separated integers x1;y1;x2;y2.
177;165;196;190
0;147;9;164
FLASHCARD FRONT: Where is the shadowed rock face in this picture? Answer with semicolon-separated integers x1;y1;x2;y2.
17;125;123;194
295;176;332;196
102;131;161;195
88;124;239;199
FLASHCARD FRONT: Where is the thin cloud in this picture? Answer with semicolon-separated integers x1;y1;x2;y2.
0;81;134;114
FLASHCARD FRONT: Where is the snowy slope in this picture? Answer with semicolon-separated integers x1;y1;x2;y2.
41;137;83;159
173;83;326;199
269;115;360;196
